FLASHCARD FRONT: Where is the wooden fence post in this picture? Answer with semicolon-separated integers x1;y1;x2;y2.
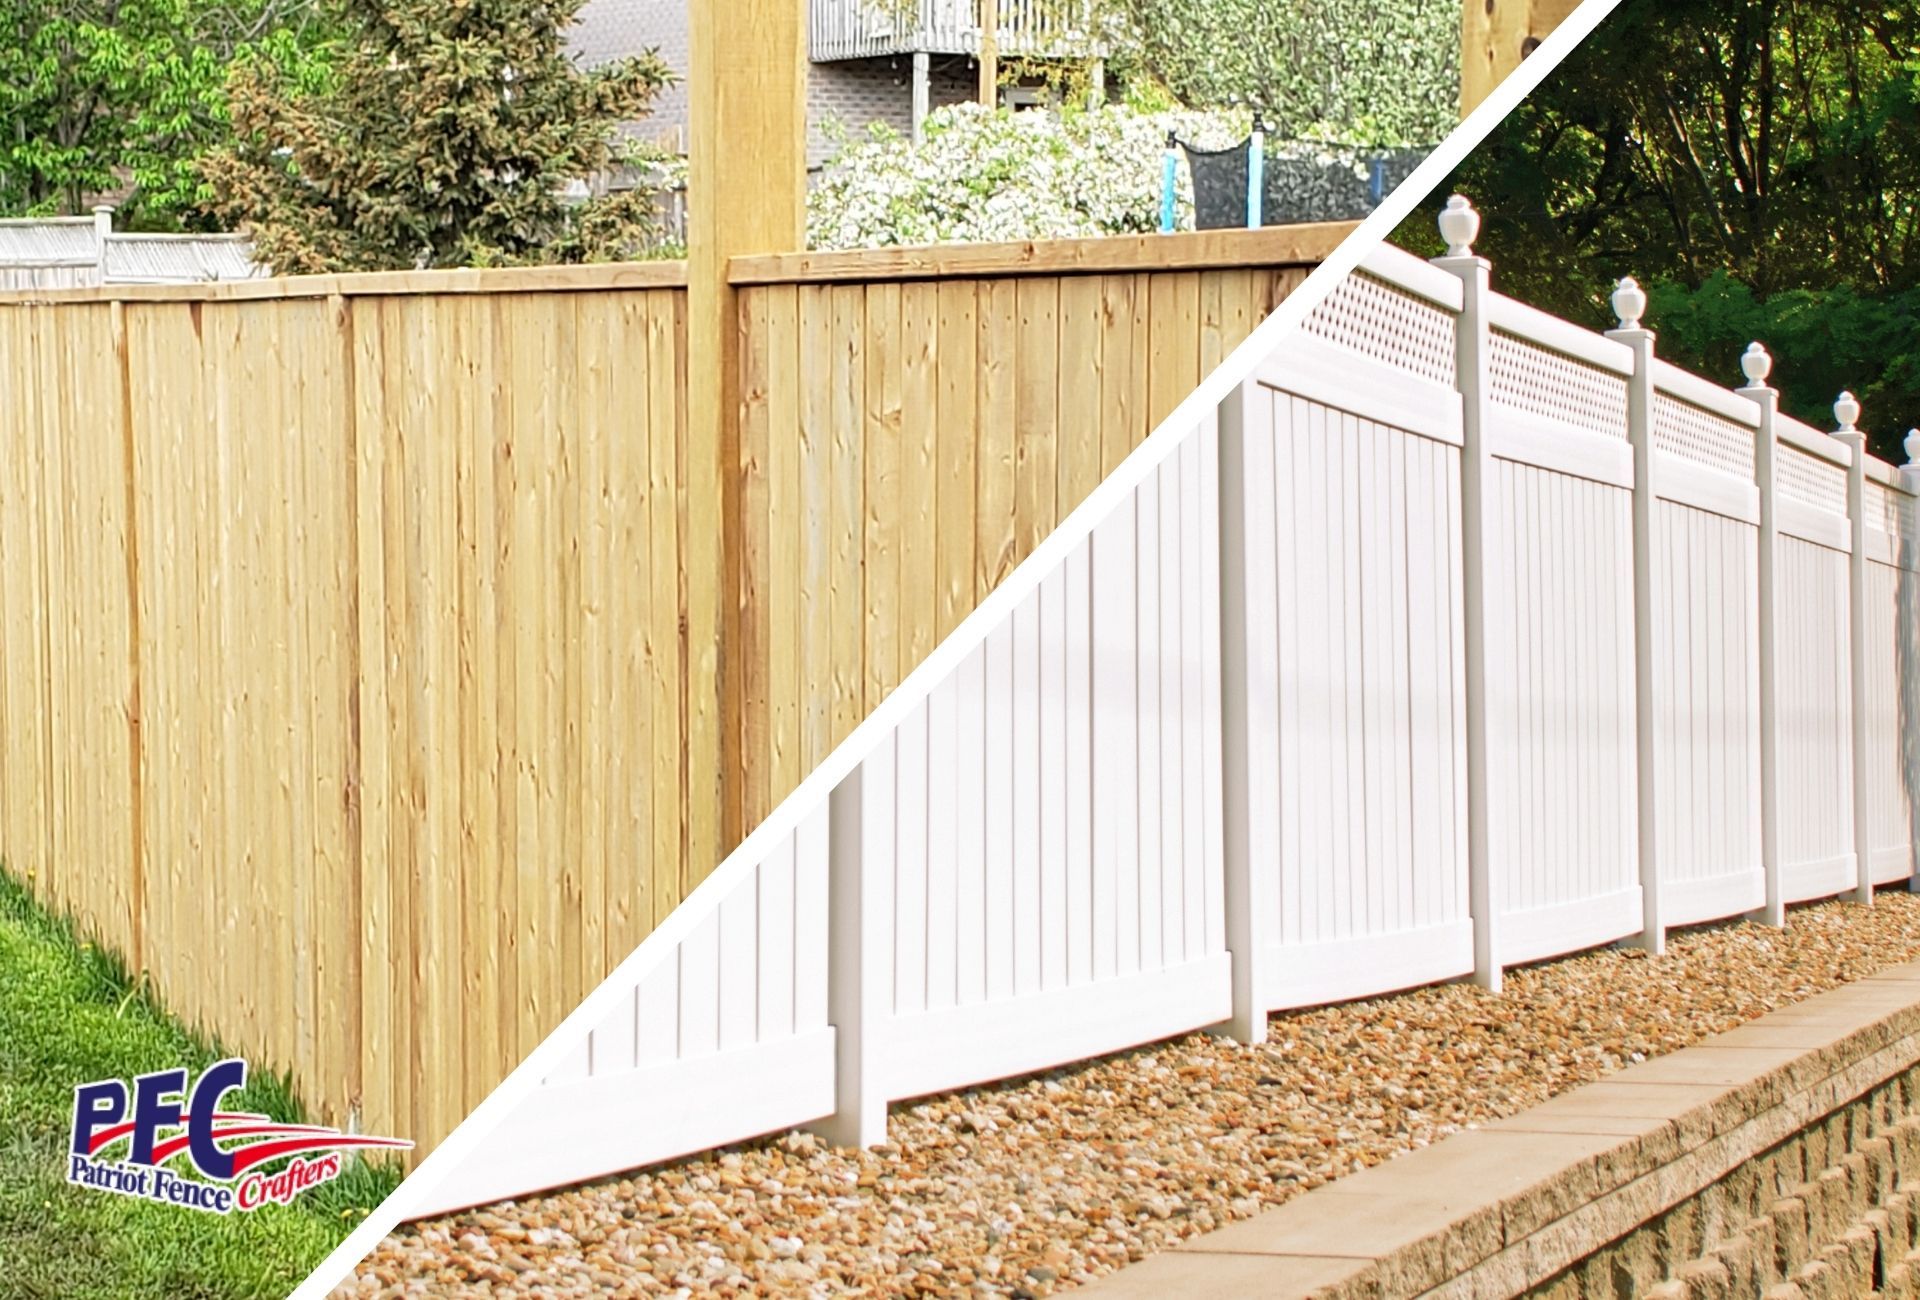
1833;393;1874;905
1739;345;1787;927
816;751;888;1147
1460;0;1584;116
1605;280;1663;954
1431;196;1501;992
978;0;999;106
688;0;808;879
1214;380;1273;1044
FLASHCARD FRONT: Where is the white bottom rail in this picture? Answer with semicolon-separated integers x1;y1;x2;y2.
884;956;1232;1101
1664;867;1767;928
1262;920;1474;1011
1785;852;1859;905
418;1028;838;1215
1501;886;1643;967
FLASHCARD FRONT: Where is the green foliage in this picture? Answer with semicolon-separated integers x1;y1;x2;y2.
0;866;400;1298
1648;275;1920;453
1103;0;1457;143
202;0;673;271
811;104;1246;249
0;0;332;227
810;101;1417;249
1398;0;1920;462
877;0;1456;139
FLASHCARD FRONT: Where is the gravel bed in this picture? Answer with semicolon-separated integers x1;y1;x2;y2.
340;893;1920;1298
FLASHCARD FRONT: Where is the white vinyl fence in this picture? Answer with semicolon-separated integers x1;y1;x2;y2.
419;200;1920;1214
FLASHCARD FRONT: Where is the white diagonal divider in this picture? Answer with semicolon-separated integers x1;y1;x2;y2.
396;216;1920;1218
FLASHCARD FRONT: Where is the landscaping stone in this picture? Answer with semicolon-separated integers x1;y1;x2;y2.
338;893;1920;1298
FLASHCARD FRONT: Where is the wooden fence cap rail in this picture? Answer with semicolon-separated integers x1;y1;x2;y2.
0;258;690;306
727;222;1359;286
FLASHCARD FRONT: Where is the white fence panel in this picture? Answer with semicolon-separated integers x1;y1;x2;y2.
1488;457;1641;962
1866;476;1920;884
1773;424;1858;904
1231;260;1474;1010
1648;384;1765;925
846;437;1230;1109
1480;320;1641;965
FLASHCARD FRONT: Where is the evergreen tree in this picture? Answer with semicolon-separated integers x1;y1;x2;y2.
203;0;671;271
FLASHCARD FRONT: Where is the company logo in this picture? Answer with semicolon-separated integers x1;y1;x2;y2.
68;1058;411;1214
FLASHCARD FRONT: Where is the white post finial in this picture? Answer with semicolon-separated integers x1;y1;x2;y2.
1610;277;1647;331
1905;428;1920;468
1739;342;1772;387
1835;391;1862;434
1438;195;1480;258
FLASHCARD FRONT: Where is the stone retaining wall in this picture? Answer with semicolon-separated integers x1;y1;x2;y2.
1548;1078;1920;1298
1081;967;1920;1299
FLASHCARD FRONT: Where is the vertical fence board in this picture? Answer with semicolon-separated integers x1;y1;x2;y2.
0;245;1340;1163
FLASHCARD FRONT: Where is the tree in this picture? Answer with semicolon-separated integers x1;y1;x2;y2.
1105;0;1457;145
1397;0;1920;461
886;0;1457;145
0;0;331;226
202;0;672;272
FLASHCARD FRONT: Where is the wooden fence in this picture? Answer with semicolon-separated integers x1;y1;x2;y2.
423;224;1920;1214
0;226;1343;1153
729;234;1321;830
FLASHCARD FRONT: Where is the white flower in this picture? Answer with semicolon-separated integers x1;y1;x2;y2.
807;104;1423;250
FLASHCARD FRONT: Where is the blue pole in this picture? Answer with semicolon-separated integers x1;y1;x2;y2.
1160;132;1178;234
1246;120;1265;228
1370;155;1387;207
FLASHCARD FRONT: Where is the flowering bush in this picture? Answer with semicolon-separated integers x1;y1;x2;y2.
807;103;1409;250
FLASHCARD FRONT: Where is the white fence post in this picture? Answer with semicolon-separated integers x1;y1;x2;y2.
816;754;889;1147
1214;380;1273;1044
1740;345;1788;926
1834;393;1874;906
1605;279;1663;954
1906;431;1920;893
1431;196;1501;992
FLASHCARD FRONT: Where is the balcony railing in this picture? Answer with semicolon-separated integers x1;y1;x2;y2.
809;0;1101;63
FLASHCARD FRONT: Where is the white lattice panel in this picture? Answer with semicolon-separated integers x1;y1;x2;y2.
1301;272;1456;389
1488;330;1629;439
1653;392;1754;480
1779;444;1848;516
1864;477;1918;541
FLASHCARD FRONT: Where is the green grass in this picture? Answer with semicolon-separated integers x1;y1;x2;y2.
0;866;403;1299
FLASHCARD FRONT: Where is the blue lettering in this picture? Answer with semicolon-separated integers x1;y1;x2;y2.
129;1068;185;1166
71;1080;125;1157
186;1058;247;1180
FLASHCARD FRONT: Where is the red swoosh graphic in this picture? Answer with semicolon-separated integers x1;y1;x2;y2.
227;1133;413;1175
85;1112;274;1157
145;1122;344;1167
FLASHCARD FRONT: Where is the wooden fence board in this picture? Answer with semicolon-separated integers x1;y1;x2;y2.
735;260;1293;830
0;240;1323;1158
